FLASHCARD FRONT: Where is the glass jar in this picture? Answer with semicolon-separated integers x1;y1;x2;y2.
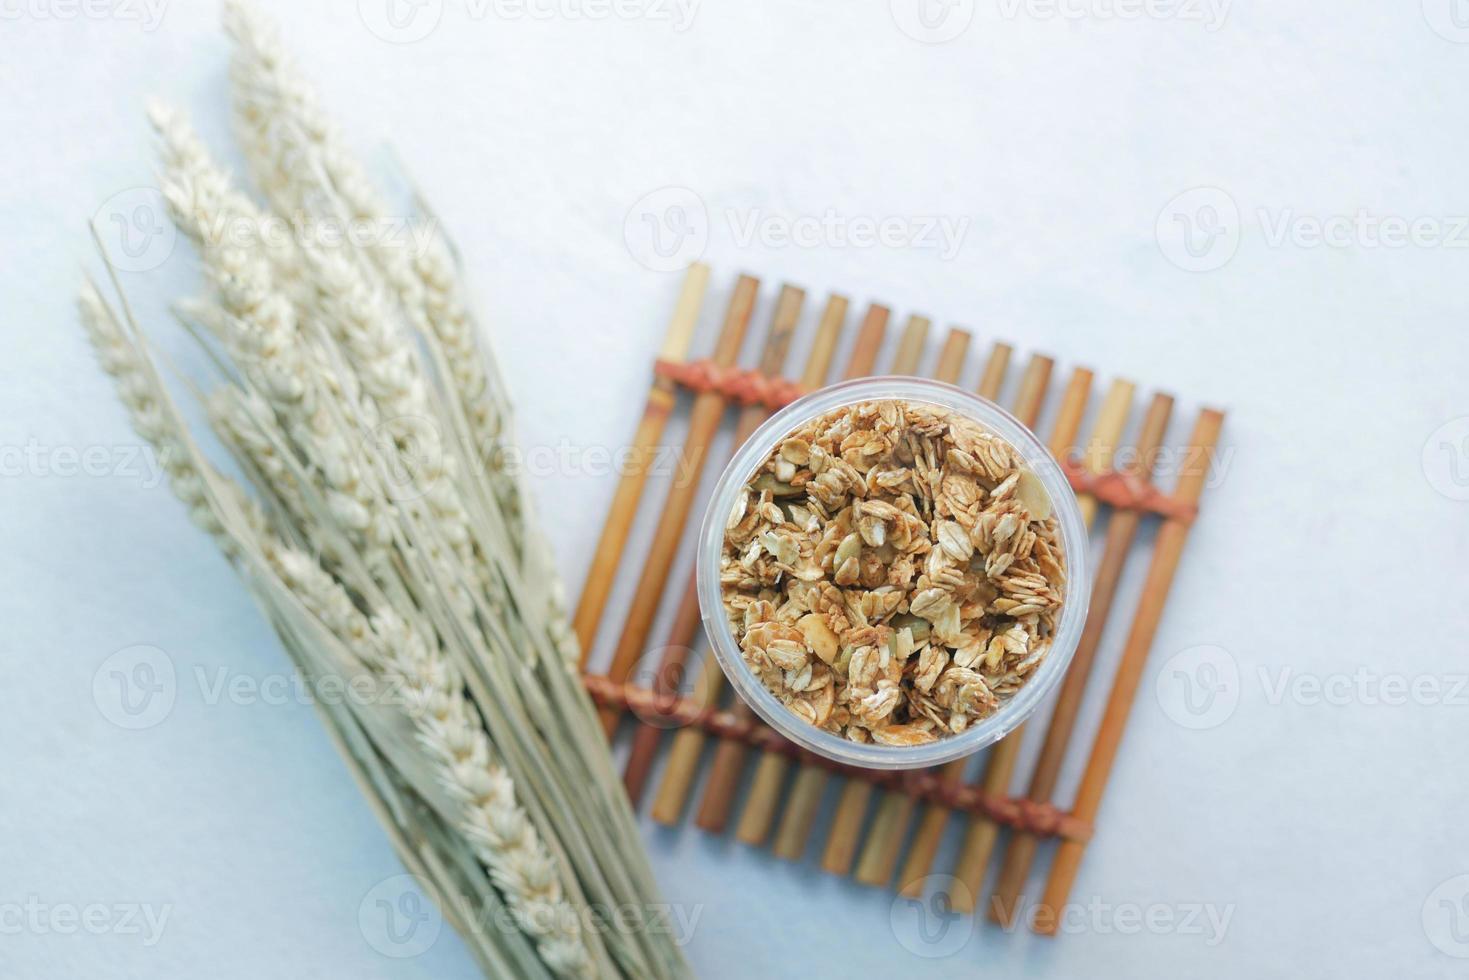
696;376;1091;770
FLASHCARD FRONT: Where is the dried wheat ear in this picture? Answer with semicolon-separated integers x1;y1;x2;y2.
720;399;1066;746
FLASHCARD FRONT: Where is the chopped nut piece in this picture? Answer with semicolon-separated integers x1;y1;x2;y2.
834;532;863;569
798;613;840;665
871;724;938;747
1015;469;1053;520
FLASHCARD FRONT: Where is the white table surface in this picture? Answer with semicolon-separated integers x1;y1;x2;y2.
4;2;1468;977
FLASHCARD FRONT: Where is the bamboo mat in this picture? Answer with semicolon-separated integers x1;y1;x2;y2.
574;264;1225;932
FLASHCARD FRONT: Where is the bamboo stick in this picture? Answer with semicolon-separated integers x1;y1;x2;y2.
804;298;851;388
820;779;873;874
573;264;709;665
597;274;759;735
976;342;1012;403
850;793;917;885
890;315;931;375
844;304;891;378
864;354;1054;891
770;757;830;860
651;304;888;827
733;325;968;847
818;316;940;874
1033;407;1225;935
933;328;971;383
732;744;790;845
698;310;930;833
989;391;1173;926
945;373;1127;911
619;285;811;802
1077;378;1137;528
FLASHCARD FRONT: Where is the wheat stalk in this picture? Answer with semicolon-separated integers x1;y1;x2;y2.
83;273;582;978
272;550;600;977
220;0;526;550
79;279;253;548
84;255;612;978
79;5;689;978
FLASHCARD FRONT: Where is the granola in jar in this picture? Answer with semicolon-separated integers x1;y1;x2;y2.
719;399;1066;747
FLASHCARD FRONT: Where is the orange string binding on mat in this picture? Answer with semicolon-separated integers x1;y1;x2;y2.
654;358;809;409
655;358;1200;526
1059;456;1199;523
582;675;1093;843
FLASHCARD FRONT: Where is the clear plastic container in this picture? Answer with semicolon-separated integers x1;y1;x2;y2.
696;376;1091;770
